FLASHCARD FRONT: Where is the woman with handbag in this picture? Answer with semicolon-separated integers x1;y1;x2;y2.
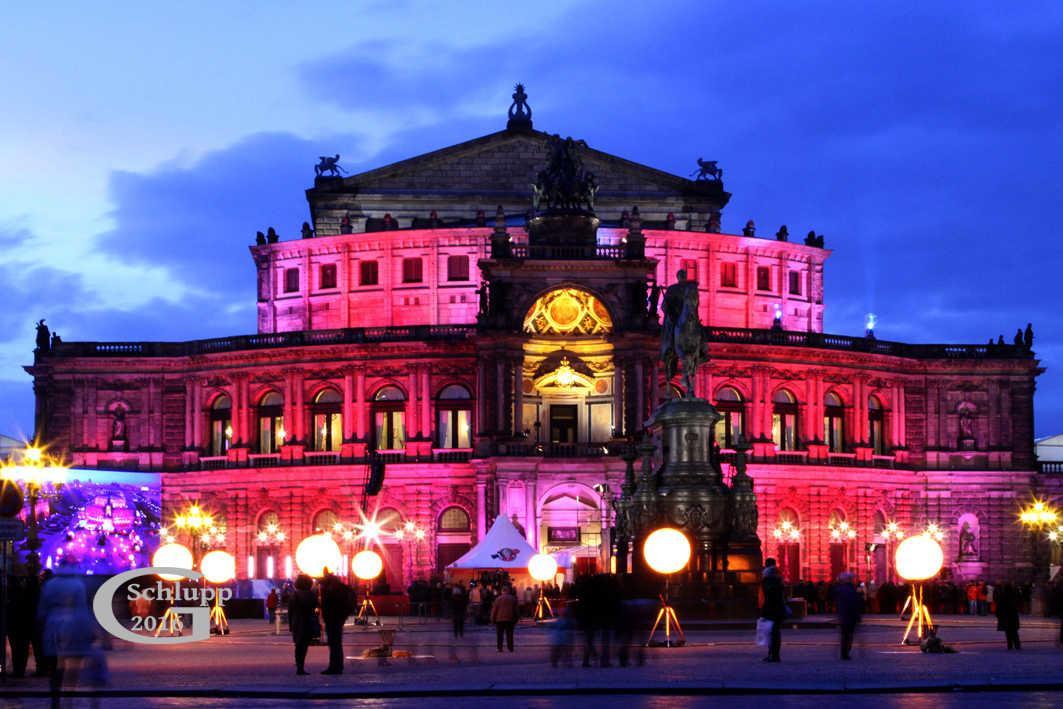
759;558;787;662
288;574;320;675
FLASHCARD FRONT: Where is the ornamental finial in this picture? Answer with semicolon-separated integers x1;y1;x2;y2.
507;83;533;130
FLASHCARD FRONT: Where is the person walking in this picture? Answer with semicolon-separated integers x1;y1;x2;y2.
319;571;353;674
995;581;1022;650
834;572;863;660
266;588;279;625
288;574;319;675
450;583;469;638
490;584;519;652
760;558;787;662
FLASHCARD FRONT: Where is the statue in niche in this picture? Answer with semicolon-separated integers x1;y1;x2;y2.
957;402;976;443
111;407;128;442
958;522;978;559
660;270;706;399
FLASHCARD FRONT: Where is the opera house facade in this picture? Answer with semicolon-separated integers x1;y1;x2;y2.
27;90;1056;589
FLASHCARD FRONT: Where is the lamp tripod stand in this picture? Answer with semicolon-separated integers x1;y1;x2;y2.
647;577;685;647
901;583;933;645
354;583;380;625
210;586;230;635
534;586;553;621
154;600;184;637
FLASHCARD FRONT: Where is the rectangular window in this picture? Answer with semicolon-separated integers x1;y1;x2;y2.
320;264;337;289
283;268;299;293
437;409;471;448
402;257;423;283
359;260;379;286
788;271;801;295
447;254;470;281
721;262;737;288
681;259;698;283
756;266;771;291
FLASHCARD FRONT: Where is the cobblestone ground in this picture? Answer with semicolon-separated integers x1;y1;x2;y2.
0;614;1060;706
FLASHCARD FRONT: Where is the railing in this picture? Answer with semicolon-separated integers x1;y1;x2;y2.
199;455;228;470
704;327;1034;360
45;324;1033;361
248;453;280;467
1039;461;1063;474
304;450;340;465
432;448;472;462
508;244;626;260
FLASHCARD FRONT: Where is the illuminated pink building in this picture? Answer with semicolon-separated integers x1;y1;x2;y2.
28;91;1058;588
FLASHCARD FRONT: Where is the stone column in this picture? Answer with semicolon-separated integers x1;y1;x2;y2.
524;480;537;549
420;366;431;441
495;359;506;433
355;368;367;440
476;481;487;541
342;371;354;441
476;357;487;435
513;356;524;436
293;374;305;443
634;360;644;432
192;379;202;449
407;370;418;439
184;380;194;449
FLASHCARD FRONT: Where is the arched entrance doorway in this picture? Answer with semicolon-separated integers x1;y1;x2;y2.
538;483;602;576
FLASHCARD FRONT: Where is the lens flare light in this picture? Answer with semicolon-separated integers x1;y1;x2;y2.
895;534;944;581
152;543;194;581
643;527;692;575
528;553;559;582
295;534;343;578
351;549;383;581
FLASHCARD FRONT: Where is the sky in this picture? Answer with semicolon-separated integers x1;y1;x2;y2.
1;1;1062;440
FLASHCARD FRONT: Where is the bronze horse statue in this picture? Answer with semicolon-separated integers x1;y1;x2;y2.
660;271;707;398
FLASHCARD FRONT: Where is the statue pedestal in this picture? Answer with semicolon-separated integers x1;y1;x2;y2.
953;560;987;582
110;439;127;452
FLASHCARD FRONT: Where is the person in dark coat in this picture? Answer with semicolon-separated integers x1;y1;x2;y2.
288;575;319;675
450;583;469;638
490;585;519;652
760;558;787;662
6;568;39;677
319;571;353;674
994;581;1022;650
834;572;863;660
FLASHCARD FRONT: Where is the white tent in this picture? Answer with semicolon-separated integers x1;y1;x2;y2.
447;514;538;570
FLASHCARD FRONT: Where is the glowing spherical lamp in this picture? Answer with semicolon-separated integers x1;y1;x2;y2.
295;533;343;578
200;550;236;584
351;549;383;581
894;534;944;582
528;553;559;582
152;542;194;581
643;527;692;575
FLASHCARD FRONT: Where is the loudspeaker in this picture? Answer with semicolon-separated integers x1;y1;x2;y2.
365;459;386;496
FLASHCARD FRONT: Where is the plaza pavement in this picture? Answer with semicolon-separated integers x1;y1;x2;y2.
0;614;1061;701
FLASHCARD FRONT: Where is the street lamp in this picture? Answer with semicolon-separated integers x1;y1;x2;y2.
643;527;691;647
2;444;67;577
351;549;383;624
200;550;236;635
1019;499;1059;581
895;533;944;645
528;553;558;621
152;542;194;636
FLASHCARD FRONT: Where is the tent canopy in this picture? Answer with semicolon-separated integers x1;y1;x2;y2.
446;514;537;570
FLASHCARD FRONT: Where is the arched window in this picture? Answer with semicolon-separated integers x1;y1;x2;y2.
436;384;472;449
257;391;284;454
209;395;232;456
438;506;470;532
311;388;342;452
868;395;886;455
312;509;339;534
373;386;406;451
828;510;853;579
824;391;845;453
771;390;798;451
714;386;745;449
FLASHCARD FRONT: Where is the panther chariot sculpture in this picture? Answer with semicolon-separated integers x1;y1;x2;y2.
315;154;345;178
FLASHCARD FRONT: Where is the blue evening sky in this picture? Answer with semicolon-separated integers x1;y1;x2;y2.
1;1;1061;440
